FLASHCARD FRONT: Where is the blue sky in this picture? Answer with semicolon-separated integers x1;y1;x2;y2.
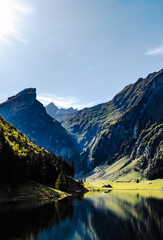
0;0;163;109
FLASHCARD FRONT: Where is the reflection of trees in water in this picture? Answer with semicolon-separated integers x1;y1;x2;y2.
0;197;74;240
85;194;163;240
0;193;162;240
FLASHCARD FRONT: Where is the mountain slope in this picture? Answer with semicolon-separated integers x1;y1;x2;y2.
46;102;78;122
63;101;120;150
0;88;80;164
63;71;161;150
85;123;163;181
0;115;75;186
63;69;163;179
82;70;163;179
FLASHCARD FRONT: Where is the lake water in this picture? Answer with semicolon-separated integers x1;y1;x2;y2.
0;190;163;240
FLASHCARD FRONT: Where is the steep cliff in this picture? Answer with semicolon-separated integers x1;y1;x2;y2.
0;88;80;164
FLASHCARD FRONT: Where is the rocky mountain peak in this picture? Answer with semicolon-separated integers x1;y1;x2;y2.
16;87;36;95
46;102;78;122
7;88;36;104
46;102;59;112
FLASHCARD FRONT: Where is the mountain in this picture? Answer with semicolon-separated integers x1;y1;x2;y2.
46;102;78;122
0;69;162;180
63;71;162;150
63;69;163;179
0;88;80;165
0;115;75;186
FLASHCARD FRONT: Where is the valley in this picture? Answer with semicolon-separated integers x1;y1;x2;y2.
0;69;162;188
0;1;162;239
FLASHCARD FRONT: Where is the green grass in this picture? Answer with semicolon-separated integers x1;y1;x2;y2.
84;178;163;191
85;156;141;182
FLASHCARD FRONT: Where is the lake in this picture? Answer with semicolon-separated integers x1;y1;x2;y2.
0;190;163;240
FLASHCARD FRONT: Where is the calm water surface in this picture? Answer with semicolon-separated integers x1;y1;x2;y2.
0;190;163;240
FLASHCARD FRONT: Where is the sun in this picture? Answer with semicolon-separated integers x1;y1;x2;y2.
0;0;32;43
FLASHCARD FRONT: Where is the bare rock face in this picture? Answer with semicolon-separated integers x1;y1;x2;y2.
63;70;163;152
0;88;80;165
63;70;163;177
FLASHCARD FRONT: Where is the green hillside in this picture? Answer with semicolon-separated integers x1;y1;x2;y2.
0;115;75;188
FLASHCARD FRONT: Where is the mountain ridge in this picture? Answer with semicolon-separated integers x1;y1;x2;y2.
63;69;163;178
63;69;163;152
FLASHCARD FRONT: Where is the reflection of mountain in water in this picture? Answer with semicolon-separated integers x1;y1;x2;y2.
82;192;163;240
1;192;163;240
35;191;163;240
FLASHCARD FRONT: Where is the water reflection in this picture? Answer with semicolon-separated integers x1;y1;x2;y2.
83;191;163;240
0;197;74;240
0;191;163;240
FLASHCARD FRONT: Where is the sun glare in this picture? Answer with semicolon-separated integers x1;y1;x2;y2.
0;0;32;43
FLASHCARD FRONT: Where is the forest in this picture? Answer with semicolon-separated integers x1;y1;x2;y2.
0;116;75;190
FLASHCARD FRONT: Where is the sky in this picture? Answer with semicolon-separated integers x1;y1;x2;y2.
0;0;163;109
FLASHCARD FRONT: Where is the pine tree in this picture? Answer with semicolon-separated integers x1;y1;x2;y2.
55;172;67;191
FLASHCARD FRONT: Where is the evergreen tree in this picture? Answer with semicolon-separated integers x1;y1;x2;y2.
55;172;67;191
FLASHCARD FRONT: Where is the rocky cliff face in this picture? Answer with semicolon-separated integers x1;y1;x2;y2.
46;102;78;122
0;88;80;164
63;70;163;152
63;102;121;150
82;70;163;178
63;70;163;178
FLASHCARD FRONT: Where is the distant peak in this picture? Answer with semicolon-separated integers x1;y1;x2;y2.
47;102;57;107
46;102;59;111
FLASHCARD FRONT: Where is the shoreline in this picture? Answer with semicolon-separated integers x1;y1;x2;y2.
0;180;68;210
0;178;162;210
